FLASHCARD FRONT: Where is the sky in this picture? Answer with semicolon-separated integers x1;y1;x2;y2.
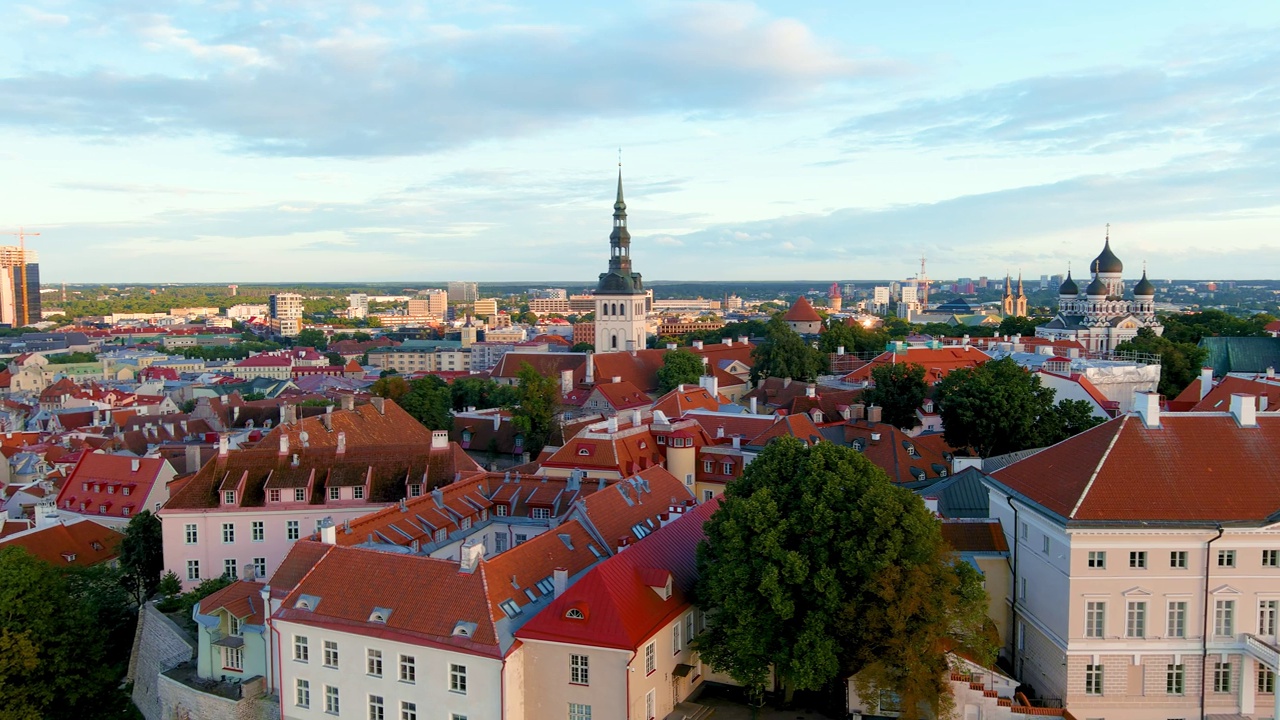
3;1;1280;284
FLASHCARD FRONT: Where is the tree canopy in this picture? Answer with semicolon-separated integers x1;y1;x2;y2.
656;349;705;394
119;510;164;605
398;376;454;431
370;375;409;402
863;363;929;430
510;362;562;456
294;328;328;350
694;438;994;717
450;376;521;411
750;314;823;383
935;357;1105;457
818;318;890;357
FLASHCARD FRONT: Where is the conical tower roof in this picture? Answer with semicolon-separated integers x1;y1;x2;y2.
1093;237;1123;274
1133;270;1156;297
1058;271;1079;295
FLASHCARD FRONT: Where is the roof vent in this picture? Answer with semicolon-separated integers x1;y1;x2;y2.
452;620;477;637
368;607;393;624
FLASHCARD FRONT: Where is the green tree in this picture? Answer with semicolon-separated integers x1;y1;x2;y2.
450;377;520;411
656;349;705;393
510;362;561;456
997;316;1044;337
371;375;409;402
399;376;454;431
863;363;929;430
936;357;1102;457
119;510;164;605
325;351;345;366
1116;327;1209;397
750;314;823;383
295;328;328;350
570;342;594;353
694;439;993;716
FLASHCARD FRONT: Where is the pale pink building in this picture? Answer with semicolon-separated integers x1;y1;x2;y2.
985;392;1280;720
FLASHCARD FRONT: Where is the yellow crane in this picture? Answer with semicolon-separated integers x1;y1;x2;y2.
1;227;40;326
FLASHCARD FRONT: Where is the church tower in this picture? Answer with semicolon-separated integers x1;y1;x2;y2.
1002;273;1029;317
593;167;647;352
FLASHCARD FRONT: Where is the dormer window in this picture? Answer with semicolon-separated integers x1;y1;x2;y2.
499;599;522;618
108;485;115;495
566;608;586;620
452;621;477;637
461;430;472;443
496;505;508;517
295;594;320;611
223;490;235;505
656;435;666;445
368;607;393;624
578;447;590;456
122;487;131;496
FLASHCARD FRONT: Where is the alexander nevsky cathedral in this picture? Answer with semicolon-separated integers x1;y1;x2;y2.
1035;230;1164;353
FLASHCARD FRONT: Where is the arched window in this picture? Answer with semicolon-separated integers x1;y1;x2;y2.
611;334;618;350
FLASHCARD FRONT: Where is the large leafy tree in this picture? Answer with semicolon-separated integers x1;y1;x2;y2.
1116;327;1210;397
399;376;454;431
294;327;328;350
119;509;164;605
863;363;929;430
750;314;823;383
510;362;562;456
370;375;409;402
694;439;993;717
656;349;705;394
450;377;521;411
935;357;1104;457
818;318;890;357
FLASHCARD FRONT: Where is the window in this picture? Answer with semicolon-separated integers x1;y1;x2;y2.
531;507;551;520
1126;601;1147;638
1084;664;1104;695
702;460;712;473
354;486;365;500
368;695;384;720
287;520;300;540
645;642;655;674
1018;576;1027;600
1167;601;1187;638
252;521;264;542
515;533;528;545
1170;550;1188;568
494;504;507;517
223;645;243;670
673;621;682;654
1260;600;1278;636
296;678;310;708
269;489;281;503
435;528;447;543
1219;549;1237;567
400;701;417;720
185;524;198;544
325;685;339;714
294;635;309;662
409;484;422;498
495;534;508;553
722;461;732;475
1042;536;1050;554
1265;550;1279;568
1130;551;1147;569
1215;599;1236;636
222;523;235;543
186;559;200;581
1019;521;1028;539
324;640;338;668
394;653;415;682
367;648;383;677
1166;664;1184;695
329;486;340;501
224;490;235;505
686;613;695;644
224;559;238;579
1087;551;1106;568
294;488;306;502
450;663;467;693
646;689;655;719
229;615;241;636
703;490;714;501
1085;601;1106;638
569;703;592;720
1260;667;1276;694
1214;661;1232;693
1017;621;1025;651
570;654;589;685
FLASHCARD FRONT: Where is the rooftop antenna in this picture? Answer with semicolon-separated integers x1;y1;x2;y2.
1;227;39;326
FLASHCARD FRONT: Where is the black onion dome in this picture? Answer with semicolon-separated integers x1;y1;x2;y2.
1058;272;1079;295
1085;276;1108;297
1093;239;1123;274
1133;271;1156;297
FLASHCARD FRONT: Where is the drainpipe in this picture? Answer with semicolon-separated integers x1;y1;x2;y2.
625;649;638;720
1006;494;1020;676
1201;525;1225;720
271;619;285;720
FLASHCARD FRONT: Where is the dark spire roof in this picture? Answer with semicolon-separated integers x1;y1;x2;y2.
1092;232;1123;274
1133;269;1156;297
1085;273;1108;297
614;168;625;213
596;166;644;296
1058;271;1078;295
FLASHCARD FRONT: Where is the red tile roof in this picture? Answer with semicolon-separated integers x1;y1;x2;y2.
516;497;720;650
650;386;721;418
590;350;667;393
782;296;822;323
198;580;268;625
0;519;123;567
838;422;955;484
1189;376;1280;413
56;452;171;520
842;346;992;384
991;413;1280;524
541;426;666;475
591;380;651;412
940;519;1009;554
574;466;695;552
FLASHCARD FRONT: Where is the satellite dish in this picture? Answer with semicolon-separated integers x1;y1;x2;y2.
299;431;309;447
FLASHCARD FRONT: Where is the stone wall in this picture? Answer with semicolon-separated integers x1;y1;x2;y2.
157;674;278;720
129;602;196;720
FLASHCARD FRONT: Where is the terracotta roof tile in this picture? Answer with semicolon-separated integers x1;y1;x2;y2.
940;519;1009;554
782;296;822;323
0;518;123;567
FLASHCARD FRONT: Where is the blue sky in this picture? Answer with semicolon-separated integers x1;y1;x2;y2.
2;1;1279;283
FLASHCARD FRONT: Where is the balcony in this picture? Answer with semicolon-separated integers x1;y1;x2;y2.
1245;634;1280;671
160;661;262;701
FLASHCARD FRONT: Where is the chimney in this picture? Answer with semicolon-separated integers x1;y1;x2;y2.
243;563;256;581
1261;396;1270;412
291;453;300;468
185;445;201;473
1229;393;1258;427
606;416;618;434
866;405;882;424
370;396;386;414
130;458;140;472
749;397;757;414
281;404;296;425
805;384;816;398
219;435;229;457
1200;367;1214;400
699;374;719;397
783;377;792;388
340;394;355;411
1135;390;1161;428
1269;367;1276;379
492;413;501;431
612;376;622;384
279;434;289;456
616;536;630;553
459;538;484;573
731;435;741;450
836;346;845;355
631;409;642;427
320;413;332;432
560;369;574;396
431;430;448;449
692;340;703;350
870;431;881;442
319;517;337;545
585;353;594;384
553;567;568;599
716;426;724;439
336;431;346;456
738;335;749;345
722;338;733;346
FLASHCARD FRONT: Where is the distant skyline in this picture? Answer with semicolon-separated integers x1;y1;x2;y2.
3;1;1280;283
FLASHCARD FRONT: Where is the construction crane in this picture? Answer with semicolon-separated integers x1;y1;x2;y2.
1;227;40;326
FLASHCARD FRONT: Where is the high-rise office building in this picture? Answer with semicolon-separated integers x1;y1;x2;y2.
447;281;478;303
269;292;304;337
0;247;39;327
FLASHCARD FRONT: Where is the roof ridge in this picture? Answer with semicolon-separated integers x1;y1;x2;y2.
1068;415;1127;519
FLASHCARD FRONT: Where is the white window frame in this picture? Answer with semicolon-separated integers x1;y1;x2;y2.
294;635;309;662
1166;663;1184;695
324;640;339;668
1087;550;1106;568
1167;601;1187;638
1085;601;1106;638
1215;599;1236;637
367;648;383;677
570;653;589;685
287;520;300;541
296;678;310;708
449;663;467;694
325;684;340;714
184;523;198;544
645;642;655;674
186;559;200;581
1126;601;1146;638
1084;664;1103;695
252;521;264;542
399;654;416;683
222;522;235;544
1129;550;1147;569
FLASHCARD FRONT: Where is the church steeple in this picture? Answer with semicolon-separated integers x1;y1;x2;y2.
597;164;643;296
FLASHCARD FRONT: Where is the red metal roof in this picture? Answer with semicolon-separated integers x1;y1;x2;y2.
782;296;822;323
